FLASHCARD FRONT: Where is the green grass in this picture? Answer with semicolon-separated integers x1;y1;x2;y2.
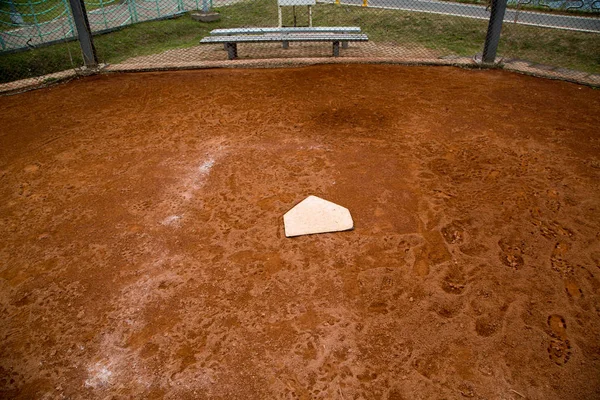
500;22;600;71
312;4;489;56
0;0;119;26
316;4;599;71
1;0;598;84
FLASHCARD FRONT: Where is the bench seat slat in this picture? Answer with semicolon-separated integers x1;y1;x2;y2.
200;33;368;44
210;26;361;35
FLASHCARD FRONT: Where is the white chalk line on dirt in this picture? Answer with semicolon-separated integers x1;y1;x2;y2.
84;144;228;390
84;362;113;388
83;254;185;390
180;157;216;201
161;142;228;228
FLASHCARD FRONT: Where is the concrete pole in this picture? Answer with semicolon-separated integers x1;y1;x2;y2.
482;0;508;64
68;0;98;68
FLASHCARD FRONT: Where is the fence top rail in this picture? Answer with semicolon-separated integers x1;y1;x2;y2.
210;26;362;35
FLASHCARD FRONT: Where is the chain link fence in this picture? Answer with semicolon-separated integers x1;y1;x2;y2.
1;0;598;91
497;0;599;82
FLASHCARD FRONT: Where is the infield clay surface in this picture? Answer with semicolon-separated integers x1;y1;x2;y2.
1;64;599;399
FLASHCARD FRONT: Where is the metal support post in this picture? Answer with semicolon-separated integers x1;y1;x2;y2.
226;43;237;60
482;0;507;64
333;41;340;57
293;6;296;27
68;0;98;68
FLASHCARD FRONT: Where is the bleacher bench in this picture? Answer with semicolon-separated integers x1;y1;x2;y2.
201;33;368;59
200;27;367;60
210;27;361;49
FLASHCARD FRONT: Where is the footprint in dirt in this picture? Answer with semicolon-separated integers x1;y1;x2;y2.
440;264;467;295
498;238;525;270
475;314;502;337
545;189;561;214
441;220;466;245
530;208;575;240
130;199;153;213
431;296;465;319
564;279;583;300
411;229;452;277
469;281;509;338
547;314;571;366
550;242;575;276
485;169;501;182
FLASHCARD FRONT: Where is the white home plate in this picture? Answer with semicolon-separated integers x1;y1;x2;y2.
283;195;354;238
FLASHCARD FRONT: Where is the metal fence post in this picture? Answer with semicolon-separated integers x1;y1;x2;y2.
482;0;508;63
68;0;98;68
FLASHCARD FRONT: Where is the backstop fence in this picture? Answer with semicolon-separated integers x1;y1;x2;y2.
0;0;598;90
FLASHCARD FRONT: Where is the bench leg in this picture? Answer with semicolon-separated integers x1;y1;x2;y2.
226;43;238;60
333;41;340;57
342;30;349;49
223;43;228;51
282;41;289;49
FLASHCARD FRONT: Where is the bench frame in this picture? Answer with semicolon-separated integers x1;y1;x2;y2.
200;33;368;60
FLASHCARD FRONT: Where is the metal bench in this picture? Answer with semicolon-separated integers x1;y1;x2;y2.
200;33;368;60
210;27;361;49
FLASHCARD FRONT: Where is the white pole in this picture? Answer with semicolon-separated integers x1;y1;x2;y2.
278;6;282;27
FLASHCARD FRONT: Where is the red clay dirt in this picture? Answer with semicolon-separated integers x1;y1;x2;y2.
0;64;599;399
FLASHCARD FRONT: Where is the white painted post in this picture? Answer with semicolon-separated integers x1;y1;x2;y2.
278;6;282;27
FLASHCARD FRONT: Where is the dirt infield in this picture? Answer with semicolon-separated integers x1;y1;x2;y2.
1;64;599;399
